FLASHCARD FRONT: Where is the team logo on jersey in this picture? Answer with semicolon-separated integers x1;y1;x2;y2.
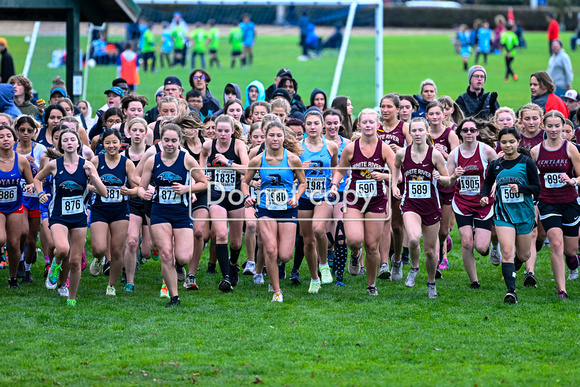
268;174;282;186
361;170;372;179
310;160;324;175
100;174;123;185
59;180;83;191
158;171;182;183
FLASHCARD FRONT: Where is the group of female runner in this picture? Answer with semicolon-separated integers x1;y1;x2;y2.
1;84;579;306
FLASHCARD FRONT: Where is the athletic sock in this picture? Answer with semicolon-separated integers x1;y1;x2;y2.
293;234;304;272
230;247;241;265
439;243;445;264
402;247;409;260
24;263;32;271
216;244;230;279
327;250;334;264
334;221;347;282
502;262;516;292
44;256;50;264
535;239;544;253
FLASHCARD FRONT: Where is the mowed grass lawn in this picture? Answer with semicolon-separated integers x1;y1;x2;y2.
1;30;580;385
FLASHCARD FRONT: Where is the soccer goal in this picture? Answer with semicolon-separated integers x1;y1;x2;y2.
134;0;384;106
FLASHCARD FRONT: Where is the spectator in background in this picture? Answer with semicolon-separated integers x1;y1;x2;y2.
7;74;39;117
244;80;265;109
547;39;573;97
126;21;141;53
303;23;320;59
0;38;15;83
492;14;506;53
170;12;188;65
547;12;559;55
190;22;207;70
92;32;109;65
457;24;471;72
240;13;256;66
277;76;306;119
140;22;156;73
160;21;173;68
560;90;580;122
412;79;437;118
456;65;499;121
0;84;21;118
145;76;184;124
207;19;221;69
322;24;343;50
475;20;492;65
309;88;327;111
188;69;220;117
530;71;569;117
76;100;95;128
501;22;519;83
265;68;292;101
117;42;140;92
298;12;310;61
186;89;204;117
228;21;244;69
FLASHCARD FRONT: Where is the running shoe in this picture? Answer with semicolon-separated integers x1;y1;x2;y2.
206;262;217;274
184;274;199;290
490;244;501;266
308;279;321;294
405;268;419;288
401;256;410;266
229;263;240;287
22;271;33;284
151;249;160;261
555;286;569;299
391;260;403;282
58;284;69;297
278;260;286;280
504;291;518;304
125;283;135;292
360;267;366;276
290;269;301;285
320;264;333;284
568;269;579;280
8;278;20;289
566;255;579;270
66;299;76;307
106;285;116;296
160;282;170;298
254;273;264;284
335;281;346;287
470;281;481;289
272;292;283;302
366;285;379;296
89;258;101;277
17;260;25;278
438;258;449;270
378;262;391;280
138;249;147;265
348;248;362;276
166;296;181;308
243;261;256;276
102;260;111;276
121;268;127;284
523;272;537;288
219;278;233;292
268;283;274;292
176;264;186;282
435;269;443;279
46;261;61;289
427;283;438;299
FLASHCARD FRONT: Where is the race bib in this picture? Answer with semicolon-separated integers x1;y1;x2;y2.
544;173;565;189
356;180;377;198
62;196;83;215
159;186;181;205
0;186;17;203
102;186;123;203
408;181;430;199
214;169;236;191
459;176;480;195
265;188;288;210
501;186;523;203
305;177;326;197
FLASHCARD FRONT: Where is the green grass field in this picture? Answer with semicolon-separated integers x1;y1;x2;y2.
2;31;580;385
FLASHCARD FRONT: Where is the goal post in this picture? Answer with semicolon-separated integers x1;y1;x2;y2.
134;0;384;106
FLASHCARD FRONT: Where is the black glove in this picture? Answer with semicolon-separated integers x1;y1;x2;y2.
489;92;498;114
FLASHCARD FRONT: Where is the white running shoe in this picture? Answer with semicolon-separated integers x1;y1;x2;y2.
490;244;501;266
378;262;391;280
254;273;264;284
427;283;438;299
243;261;256;275
391;260;403;282
405;269;419;288
320;264;333;284
568;269;579;280
272;292;283;302
57;284;69;297
348;248;362;276
89;258;102;277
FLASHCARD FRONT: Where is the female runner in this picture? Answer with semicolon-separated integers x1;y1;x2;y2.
481;127;540;303
323;108;351;286
203;116;216;140
377;94;412;281
0;125;34;288
392;118;457;298
122;118;152;291
399;95;418;124
331;96;354;139
242;121;306;302
35;128;107;306
530;111;580;298
200;115;249;292
139;123;207;307
438;96;464;131
89;129;138;295
91;108;124;153
447;118;497;288
426;101;459;272
14;116;47;283
35;105;65;147
298;110;338;293
329;109;395;296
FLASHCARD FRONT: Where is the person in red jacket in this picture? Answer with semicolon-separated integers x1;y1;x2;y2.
117;42;140;92
547;13;560;55
530;71;569;117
